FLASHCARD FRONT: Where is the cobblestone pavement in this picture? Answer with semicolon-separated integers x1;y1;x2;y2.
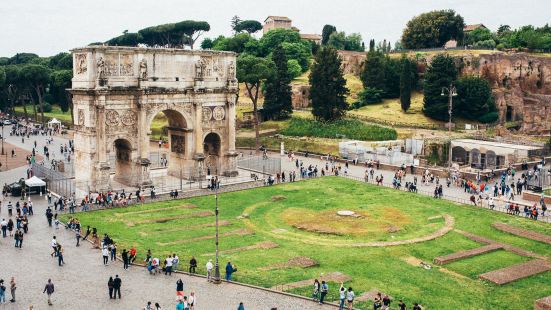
0;197;335;310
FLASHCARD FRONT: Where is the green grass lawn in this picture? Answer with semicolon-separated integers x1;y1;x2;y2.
64;177;551;309
14;104;72;124
545;189;550;196
280;118;397;141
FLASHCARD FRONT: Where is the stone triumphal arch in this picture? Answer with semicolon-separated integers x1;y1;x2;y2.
70;46;239;192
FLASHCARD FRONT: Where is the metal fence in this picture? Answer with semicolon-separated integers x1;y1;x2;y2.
237;155;282;175
339;174;551;223
31;163;75;197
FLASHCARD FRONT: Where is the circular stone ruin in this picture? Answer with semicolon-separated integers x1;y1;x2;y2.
337;210;358;217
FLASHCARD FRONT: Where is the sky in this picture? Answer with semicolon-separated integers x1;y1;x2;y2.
0;0;549;57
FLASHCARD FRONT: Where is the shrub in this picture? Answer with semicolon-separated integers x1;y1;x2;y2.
39;102;53;113
280;117;397;141
358;87;383;105
478;112;499;123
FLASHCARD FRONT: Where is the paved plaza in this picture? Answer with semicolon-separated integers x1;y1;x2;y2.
0;195;334;309
1;130;549;310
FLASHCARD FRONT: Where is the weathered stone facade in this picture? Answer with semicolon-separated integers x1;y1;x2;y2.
466;53;551;135
291;84;311;109
337;50;366;76
343;51;551;135
70;46;238;192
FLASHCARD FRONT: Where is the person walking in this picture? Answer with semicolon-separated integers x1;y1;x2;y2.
206;259;213;282
225;261;236;281
102;246;109;265
112;275;121;299
339;283;346;310
43;279;55;306
319;281;328;304
176;279;184;301
57;245;64;266
121;249;129;270
172;254;179;271
9;277;16;303
312;279;320;301
346;287;355;310
0;279;5;304
110;243;117;262
108;277;114;299
75;228;81;247
165;256;173;275
237;302;245;310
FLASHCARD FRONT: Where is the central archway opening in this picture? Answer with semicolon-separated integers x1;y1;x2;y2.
204;132;221;175
113;138;133;184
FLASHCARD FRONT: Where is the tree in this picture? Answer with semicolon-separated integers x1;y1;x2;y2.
49;53;73;70
3;65;24;115
235;20;262;34
309;47;348;121
177;20;211;49
212;33;255;54
327;31;346;50
51;70;73;122
258;29;302;56
287;59;302;79
20;64;51;125
400;56;414;112
236;55;274;152
0;67;5;89
401;10;465;49
106;32;142;46
464;27;494;45
231;15;242;33
280;42;311;72
263;47;293;120
382;57;401;98
322;25;337;45
344;33;364;51
9;53;39;65
423;55;458;120
369;39;375;52
201;38;214;49
455;76;495;120
360;51;385;91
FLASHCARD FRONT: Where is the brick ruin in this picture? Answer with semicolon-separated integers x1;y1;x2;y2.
416;52;551;135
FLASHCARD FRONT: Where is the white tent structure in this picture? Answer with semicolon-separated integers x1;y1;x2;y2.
25;176;46;187
24;176;47;195
47;118;62;132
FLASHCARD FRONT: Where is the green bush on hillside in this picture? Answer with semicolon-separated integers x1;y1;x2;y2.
478;112;499;123
280;117;397;141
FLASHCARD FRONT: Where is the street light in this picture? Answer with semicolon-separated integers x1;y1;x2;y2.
441;84;457;172
212;182;222;284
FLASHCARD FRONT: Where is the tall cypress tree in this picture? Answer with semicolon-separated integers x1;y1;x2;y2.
423;54;458;120
322;25;337;45
360;51;385;91
400;55;413;112
263;47;293;120
310;47;349;121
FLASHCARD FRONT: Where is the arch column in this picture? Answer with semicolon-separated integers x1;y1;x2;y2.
137;96;152;187
94;102;111;192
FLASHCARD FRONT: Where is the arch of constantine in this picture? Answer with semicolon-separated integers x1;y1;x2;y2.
70;46;239;192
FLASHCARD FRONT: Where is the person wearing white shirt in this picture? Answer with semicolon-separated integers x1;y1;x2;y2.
50;236;58;257
206;259;213;282
165;256;173;275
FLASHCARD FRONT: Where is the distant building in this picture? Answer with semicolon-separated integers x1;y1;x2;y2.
300;34;322;45
263;16;293;34
444;40;458;48
464;24;487;33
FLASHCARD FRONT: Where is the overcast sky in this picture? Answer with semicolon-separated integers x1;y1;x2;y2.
1;0;549;57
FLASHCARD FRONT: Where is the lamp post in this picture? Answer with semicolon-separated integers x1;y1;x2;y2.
1;123;4;156
212;182;221;284
441;84;457;172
